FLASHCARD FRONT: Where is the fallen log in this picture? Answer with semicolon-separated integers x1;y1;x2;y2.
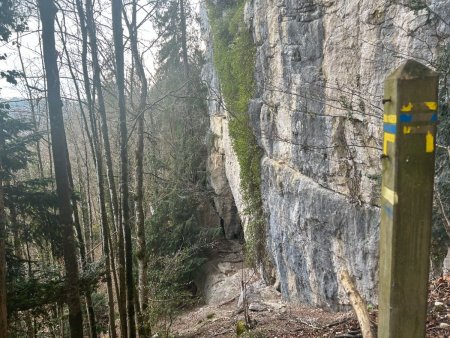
339;268;375;338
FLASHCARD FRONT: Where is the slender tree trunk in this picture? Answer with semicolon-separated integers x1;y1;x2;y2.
37;11;53;183
179;0;189;79
67;146;98;338
82;1;128;334
135;113;147;336
0;125;7;338
124;4;149;335
84;0;121;236
83;87;118;338
76;137;92;261
38;0;84;336
69;3;119;335
112;0;136;336
83;119;95;263
93;142;118;338
57;13;99;336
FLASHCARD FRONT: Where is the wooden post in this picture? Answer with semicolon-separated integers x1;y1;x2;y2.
378;60;439;338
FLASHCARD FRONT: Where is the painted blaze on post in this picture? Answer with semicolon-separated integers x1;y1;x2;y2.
379;60;439;338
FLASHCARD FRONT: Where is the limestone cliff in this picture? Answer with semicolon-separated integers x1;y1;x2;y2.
202;0;450;309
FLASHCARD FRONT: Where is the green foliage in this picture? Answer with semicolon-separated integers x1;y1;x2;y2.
0;0;28;90
0;108;37;180
207;1;255;115
207;0;266;266
153;0;198;71
0;105;104;335
0;106;62;257
0;0;28;42
7;260;104;313
90;292;109;334
145;249;202;336
144;192;217;335
145;36;217;336
236;319;248;336
1;70;23;85
4;179;63;257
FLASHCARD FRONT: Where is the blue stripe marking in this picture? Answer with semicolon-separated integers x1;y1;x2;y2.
399;113;437;122
383;124;397;134
384;204;393;219
399;114;412;122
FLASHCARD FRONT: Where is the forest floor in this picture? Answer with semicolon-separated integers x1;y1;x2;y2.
170;240;450;337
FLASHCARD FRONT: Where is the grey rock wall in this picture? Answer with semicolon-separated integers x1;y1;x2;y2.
202;0;450;309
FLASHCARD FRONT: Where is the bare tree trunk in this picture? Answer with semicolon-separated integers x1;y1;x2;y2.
38;0;84;336
77;131;92;261
82;91;118;338
93;139;118;338
57;14;99;336
112;0;136;335
84;0;121;237
124;3;149;335
0;127;7;338
68;148;98;338
134;113;147;336
179;0;189;79
37;10;53;183
82;0;128;334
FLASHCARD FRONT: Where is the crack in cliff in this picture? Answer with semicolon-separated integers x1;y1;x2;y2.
263;156;380;208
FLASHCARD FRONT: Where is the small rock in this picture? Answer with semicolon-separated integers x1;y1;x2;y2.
265;301;286;311
218;262;234;275
439;323;450;328
249;302;267;312
435;301;444;306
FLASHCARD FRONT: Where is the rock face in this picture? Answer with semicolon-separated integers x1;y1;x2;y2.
202;0;450;309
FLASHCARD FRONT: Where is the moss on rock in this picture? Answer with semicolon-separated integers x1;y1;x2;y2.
207;0;266;266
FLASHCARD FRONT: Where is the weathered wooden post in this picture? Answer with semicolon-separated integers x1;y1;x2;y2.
378;59;439;338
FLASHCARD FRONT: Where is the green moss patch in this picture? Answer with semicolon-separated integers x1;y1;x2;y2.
207;0;266;266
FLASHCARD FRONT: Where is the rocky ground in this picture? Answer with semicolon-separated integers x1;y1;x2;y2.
170;240;450;337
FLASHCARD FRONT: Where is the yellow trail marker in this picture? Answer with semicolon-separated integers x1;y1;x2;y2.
424;101;437;110
383;132;395;155
400;102;413;112
379;60;438;338
426;132;434;153
384;114;397;124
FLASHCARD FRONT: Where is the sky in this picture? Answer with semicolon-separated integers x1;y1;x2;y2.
0;0;160;100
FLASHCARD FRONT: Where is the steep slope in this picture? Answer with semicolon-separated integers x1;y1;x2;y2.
202;0;450;309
